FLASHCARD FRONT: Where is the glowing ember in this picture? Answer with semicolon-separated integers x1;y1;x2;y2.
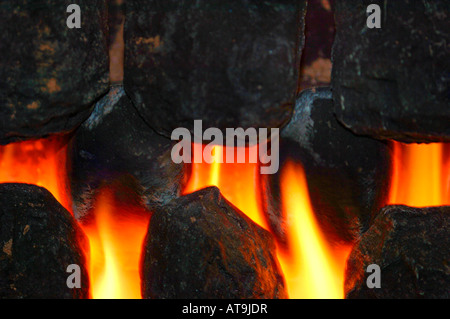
0;137;72;212
81;186;150;299
184;144;351;299
389;142;450;206
278;160;351;299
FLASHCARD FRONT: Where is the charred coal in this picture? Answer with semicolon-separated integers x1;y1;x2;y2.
261;88;391;246
70;86;186;218
345;205;450;299
332;0;450;143
125;0;306;137
0;183;89;299
141;187;287;299
0;0;109;145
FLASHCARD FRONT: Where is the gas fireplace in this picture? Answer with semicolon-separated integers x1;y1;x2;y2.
0;0;448;300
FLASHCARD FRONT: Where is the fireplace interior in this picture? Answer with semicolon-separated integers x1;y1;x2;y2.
0;0;449;299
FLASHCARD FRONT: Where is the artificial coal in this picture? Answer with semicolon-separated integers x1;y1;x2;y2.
141;187;287;299
0;0;109;145
261;88;392;245
0;183;89;299
345;205;450;299
332;0;450;143
125;0;307;138
69;86;186;218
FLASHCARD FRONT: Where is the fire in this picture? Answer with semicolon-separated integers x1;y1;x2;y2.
0;136;72;212
6;137;448;299
184;144;268;230
184;144;351;299
278;160;351;299
0;137;150;299
389;142;450;206
446;146;450;202
81;186;151;299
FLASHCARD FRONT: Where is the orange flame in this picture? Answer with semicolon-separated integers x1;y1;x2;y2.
184;144;268;230
389;142;450;206
278;160;351;299
184;144;351;299
445;146;450;202
0;137;152;299
0;137;72;212
81;186;151;299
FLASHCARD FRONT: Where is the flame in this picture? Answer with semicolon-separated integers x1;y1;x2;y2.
446;146;450;202
0;137;72;212
278;160;351;299
0;137;151;299
81;186;150;299
389;142;450;206
184;144;351;299
184;144;268;230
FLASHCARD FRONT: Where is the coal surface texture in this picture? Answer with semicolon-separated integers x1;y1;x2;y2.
345;205;450;299
0;0;109;145
0;183;89;299
141;187;287;299
332;0;450;143
70;86;186;218
125;0;306;137
262;88;391;245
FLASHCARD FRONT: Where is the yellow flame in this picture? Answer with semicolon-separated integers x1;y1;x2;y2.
278;160;349;299
83;188;150;299
210;146;222;186
184;144;351;299
184;144;268;229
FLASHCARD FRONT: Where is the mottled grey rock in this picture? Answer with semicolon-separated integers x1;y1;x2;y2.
125;0;306;137
332;0;450;143
70;86;186;218
261;88;391;245
0;0;109;145
0;183;89;299
141;187;287;299
345;205;450;299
